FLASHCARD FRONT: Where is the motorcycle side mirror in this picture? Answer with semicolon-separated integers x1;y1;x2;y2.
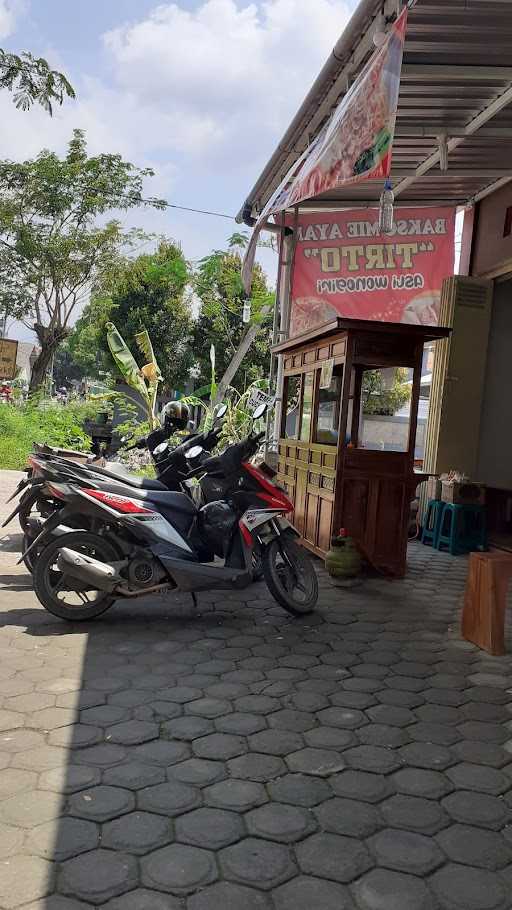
215;403;228;419
187;420;195;431
252;402;267;420
185;445;204;460
153;442;169;456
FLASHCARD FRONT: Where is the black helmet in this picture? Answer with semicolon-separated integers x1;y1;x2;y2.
161;400;190;431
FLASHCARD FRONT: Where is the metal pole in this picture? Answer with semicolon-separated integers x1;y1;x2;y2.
265;215;286;456
272;206;299;451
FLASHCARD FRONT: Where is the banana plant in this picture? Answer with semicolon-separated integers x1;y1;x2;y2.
106;322;162;429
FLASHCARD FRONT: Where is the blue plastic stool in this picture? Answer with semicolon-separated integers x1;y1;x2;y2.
421;499;445;548
437;503;487;555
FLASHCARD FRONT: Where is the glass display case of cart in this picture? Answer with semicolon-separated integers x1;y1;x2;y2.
274;318;450;577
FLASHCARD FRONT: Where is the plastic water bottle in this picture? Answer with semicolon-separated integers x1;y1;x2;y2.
379;179;394;235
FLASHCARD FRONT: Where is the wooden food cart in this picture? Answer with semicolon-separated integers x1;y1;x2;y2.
273;318;450;577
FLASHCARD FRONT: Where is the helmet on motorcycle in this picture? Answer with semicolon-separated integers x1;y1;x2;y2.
161;400;190;431
198;501;237;557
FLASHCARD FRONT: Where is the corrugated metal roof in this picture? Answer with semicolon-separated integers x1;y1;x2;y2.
240;0;512;218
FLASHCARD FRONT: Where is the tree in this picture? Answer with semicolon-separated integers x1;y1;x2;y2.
68;241;193;392
0;129;164;390
192;235;274;396
362;367;411;415
0;49;75;113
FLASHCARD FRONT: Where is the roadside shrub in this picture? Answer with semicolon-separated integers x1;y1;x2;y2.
0;398;101;470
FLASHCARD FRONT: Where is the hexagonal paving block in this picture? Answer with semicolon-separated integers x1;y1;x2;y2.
134;740;190;766
381;794;449;834
392;768;452;799
215;713;266;735
285;747;345;777
81;705;129;726
430;862;509;910
204;778;267;812
193;733;246;760
353;868;436;910
436;823;512;870
59;848;139;904
0;708;24;731
303;726;355;750
0;767;37;800
67;785;135;822
407;722;461;746
267;709;317;732
5;692;55;713
0;820;24;859
267;773;332;807
314;797;382;838
342;745;400;775
442;790;510;830
366;704;416;727
184;697;232;718
219;836;296;890
188;881;272;910
273;875;355;910
38;765;101;794
102;811;171;854
175;806;244;848
73;744;126;767
141;843;217;894
330;769;392;804
0;788;60;828
30;707;77;730
102;888;183;910
102;889;182;910
102;761;165;790
317;707;367;729
137;780;201;817
296;831;372;883
12;745;68;772
454;740;509;768
398;742;455;770
227;753;286;782
446;762;511;795
49;723;103;750
0;854;55;908
163;716;213;741
248;730;304;757
246;802;316;843
368;828;444;875
358;724;408;749
25;816;99;860
105;720;159;745
167;758;226;787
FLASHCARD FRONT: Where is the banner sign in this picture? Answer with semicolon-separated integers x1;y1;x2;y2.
288;207;456;336
242;8;408;293
0;338;18;380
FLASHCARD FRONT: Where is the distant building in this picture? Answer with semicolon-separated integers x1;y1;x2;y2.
15;342;40;386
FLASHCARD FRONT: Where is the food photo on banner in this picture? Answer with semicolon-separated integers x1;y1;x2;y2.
288;207;456;335
242;8;408;293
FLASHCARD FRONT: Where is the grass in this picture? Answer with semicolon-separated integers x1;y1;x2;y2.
0;398;98;470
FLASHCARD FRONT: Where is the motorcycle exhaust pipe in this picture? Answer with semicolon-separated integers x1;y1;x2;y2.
57;547;122;593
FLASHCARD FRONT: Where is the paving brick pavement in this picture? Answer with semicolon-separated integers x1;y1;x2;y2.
1;468;512;909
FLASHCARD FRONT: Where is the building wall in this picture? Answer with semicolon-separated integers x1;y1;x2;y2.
472;183;512;277
477;277;512;489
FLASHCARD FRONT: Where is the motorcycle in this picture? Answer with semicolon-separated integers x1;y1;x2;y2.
29;404;318;621
3;404;228;536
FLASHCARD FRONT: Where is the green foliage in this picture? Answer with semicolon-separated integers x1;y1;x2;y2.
0;48;75;114
0;129;163;390
53;342;87;387
106;323;163;429
183;380;269;448
362;367;411;416
68;241;193;392
0;398;102;470
192;243;274;394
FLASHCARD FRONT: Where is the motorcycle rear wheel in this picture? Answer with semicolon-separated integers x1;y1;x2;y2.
33;530;120;622
263;536;318;615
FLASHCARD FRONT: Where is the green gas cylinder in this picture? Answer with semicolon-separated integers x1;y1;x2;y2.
325;528;362;579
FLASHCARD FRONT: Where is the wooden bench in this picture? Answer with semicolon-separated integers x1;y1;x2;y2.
461;551;512;655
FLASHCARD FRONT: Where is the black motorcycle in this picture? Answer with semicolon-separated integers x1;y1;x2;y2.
29;405;318;621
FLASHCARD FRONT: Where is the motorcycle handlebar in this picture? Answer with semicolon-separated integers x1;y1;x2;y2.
184;430;266;479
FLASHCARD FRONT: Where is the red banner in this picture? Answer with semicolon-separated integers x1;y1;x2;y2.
242;9;407;294
289;207;456;336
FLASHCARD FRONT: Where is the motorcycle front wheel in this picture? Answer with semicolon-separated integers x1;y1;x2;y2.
263;536;318;616
33;530;119;622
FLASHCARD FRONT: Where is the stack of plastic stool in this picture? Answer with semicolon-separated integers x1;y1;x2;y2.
421;499;445;548
437;502;487;556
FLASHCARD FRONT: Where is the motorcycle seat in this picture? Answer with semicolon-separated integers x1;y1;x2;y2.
137;488;198;516
87;463;167;492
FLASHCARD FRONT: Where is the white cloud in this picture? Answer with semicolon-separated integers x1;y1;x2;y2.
103;0;351;164
0;0;25;39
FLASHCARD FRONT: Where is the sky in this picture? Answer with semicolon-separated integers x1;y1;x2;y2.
0;0;358;341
